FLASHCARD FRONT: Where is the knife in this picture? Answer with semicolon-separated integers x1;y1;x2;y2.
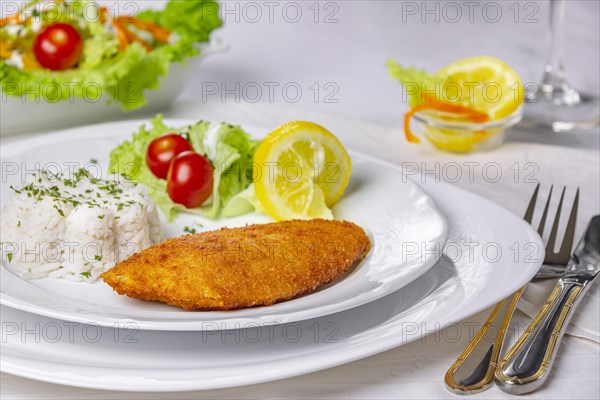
495;215;600;395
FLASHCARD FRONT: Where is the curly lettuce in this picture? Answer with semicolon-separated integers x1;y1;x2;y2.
386;59;443;107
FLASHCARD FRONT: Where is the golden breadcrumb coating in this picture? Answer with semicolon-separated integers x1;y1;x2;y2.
101;219;370;310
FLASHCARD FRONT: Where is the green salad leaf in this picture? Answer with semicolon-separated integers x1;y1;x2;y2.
386;59;443;107
137;0;222;43
109;115;259;221
222;184;265;218
192;122;259;218
1;0;222;110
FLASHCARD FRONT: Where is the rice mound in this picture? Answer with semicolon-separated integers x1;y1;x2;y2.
1;169;163;282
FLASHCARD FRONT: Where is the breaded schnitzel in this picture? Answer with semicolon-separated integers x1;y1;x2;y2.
101;219;370;310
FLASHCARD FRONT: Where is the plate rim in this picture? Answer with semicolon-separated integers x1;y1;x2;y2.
0;175;544;392
0;119;448;330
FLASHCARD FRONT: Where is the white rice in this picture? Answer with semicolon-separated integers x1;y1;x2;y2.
0;169;163;282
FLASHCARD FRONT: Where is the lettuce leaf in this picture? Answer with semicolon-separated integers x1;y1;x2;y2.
198;123;258;218
137;0;222;43
222;184;265;217
386;59;443;107
1;0;221;110
109;115;259;221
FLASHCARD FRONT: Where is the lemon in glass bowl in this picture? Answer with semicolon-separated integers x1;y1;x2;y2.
390;56;524;153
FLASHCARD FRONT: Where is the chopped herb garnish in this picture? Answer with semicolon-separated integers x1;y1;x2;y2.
9;169;143;218
90;158;99;164
52;205;65;216
80;271;91;278
94;255;102;261
98;215;105;220
7;253;13;263
183;226;197;235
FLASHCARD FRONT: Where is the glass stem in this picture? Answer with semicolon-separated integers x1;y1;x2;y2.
540;0;580;104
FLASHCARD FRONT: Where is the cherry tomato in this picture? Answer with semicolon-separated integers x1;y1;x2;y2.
33;23;84;71
146;134;193;179
167;151;214;208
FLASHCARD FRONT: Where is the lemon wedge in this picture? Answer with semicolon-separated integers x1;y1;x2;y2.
435;56;524;119
254;121;352;220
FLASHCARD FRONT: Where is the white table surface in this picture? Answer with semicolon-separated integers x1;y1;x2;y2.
1;1;600;399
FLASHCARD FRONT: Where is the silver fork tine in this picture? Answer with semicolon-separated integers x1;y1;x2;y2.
537;185;553;237
546;187;566;263
555;188;579;264
533;187;580;278
524;184;540;224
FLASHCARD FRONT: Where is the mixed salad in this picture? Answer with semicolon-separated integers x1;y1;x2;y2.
110;116;259;222
0;0;221;109
110;116;353;222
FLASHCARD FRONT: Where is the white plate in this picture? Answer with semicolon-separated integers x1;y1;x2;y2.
0;176;544;391
0;120;448;330
0;38;227;137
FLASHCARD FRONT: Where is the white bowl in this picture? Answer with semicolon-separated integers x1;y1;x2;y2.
0;38;227;137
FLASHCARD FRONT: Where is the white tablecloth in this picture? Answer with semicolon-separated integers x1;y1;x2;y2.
1;0;599;398
2;99;599;400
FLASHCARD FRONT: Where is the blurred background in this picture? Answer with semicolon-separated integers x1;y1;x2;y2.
177;0;600;127
3;0;598;144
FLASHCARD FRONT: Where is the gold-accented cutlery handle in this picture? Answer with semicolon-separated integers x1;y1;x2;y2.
495;280;590;395
445;288;523;394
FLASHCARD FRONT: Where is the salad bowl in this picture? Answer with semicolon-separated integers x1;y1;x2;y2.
0;37;227;137
0;0;224;137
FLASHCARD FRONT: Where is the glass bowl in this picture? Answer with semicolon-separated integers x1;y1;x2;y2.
410;107;523;153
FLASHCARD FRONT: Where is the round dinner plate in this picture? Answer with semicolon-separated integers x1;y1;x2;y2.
0;173;544;392
0;120;448;330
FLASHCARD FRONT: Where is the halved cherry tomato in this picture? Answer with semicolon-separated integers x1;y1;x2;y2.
146;134;193;179
167;151;214;208
33;23;83;70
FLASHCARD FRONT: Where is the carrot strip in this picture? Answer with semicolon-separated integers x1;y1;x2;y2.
112;19;130;51
403;101;490;144
130;20;171;43
0;38;13;59
117;16;171;44
22;52;41;70
120;22;153;51
0;14;22;27
99;6;108;24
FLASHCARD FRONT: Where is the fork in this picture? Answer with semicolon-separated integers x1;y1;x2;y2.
444;184;579;394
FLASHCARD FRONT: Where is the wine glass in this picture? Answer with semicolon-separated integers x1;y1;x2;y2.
522;0;599;133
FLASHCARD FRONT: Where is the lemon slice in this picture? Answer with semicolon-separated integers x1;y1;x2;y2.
254;121;352;220
435;56;524;120
423;127;496;153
